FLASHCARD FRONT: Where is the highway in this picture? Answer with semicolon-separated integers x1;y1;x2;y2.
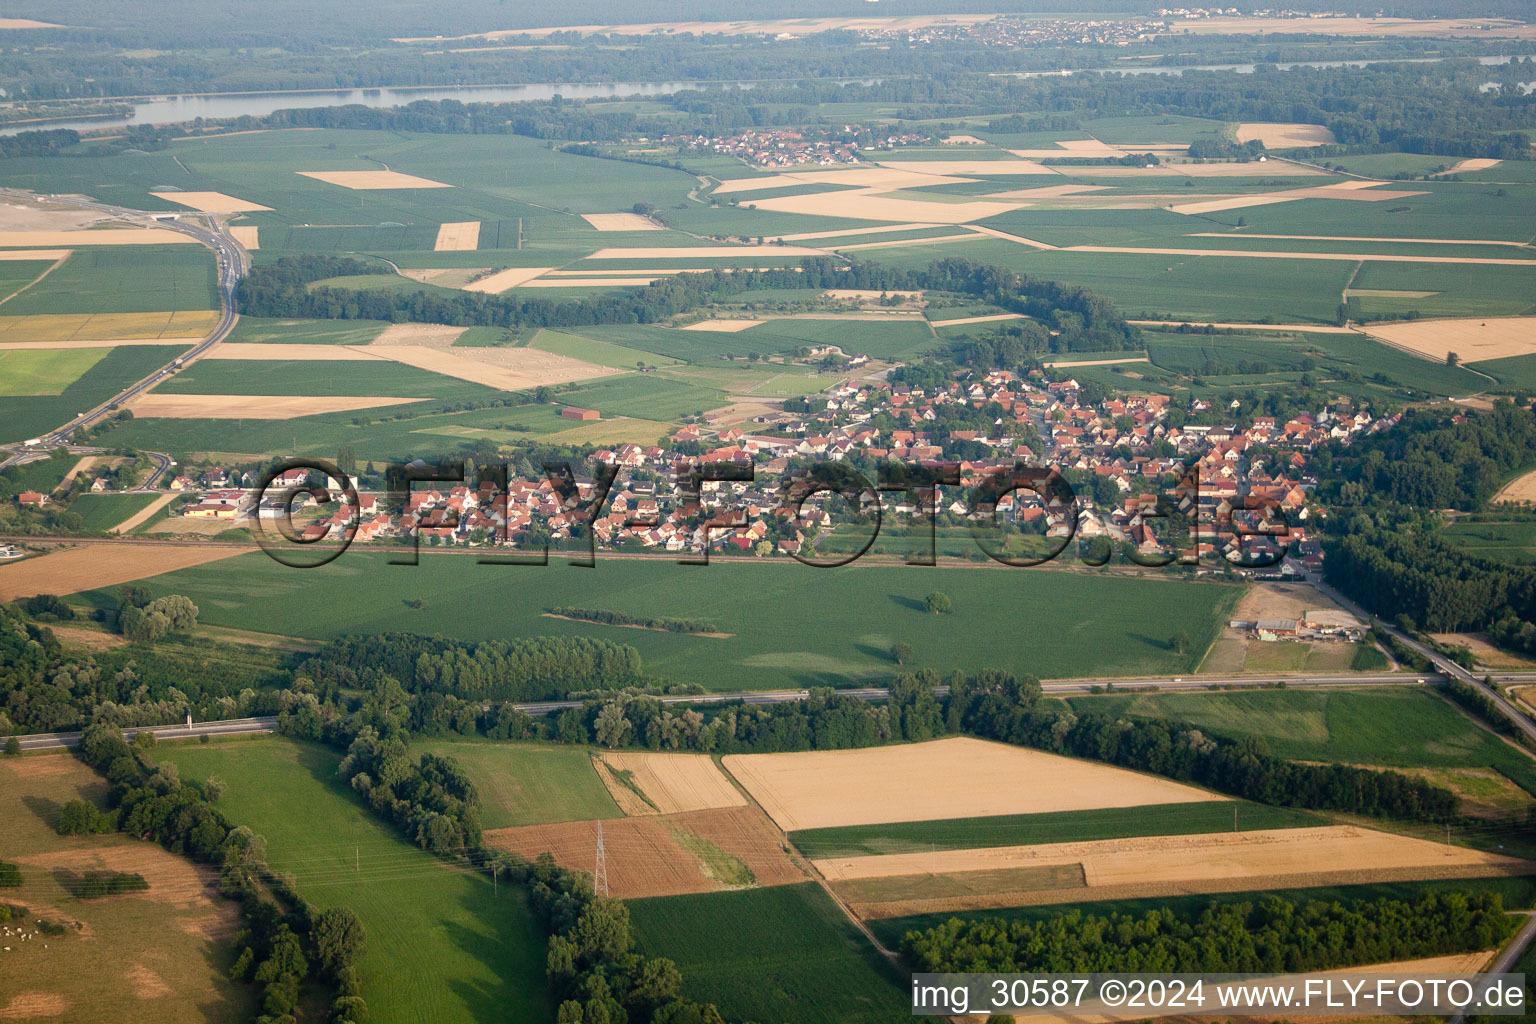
19;668;1528;750
0;188;246;466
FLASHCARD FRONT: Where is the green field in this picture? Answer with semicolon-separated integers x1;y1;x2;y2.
529;328;683;369
156;736;551;1024
0;258;54;300
0;344;190;444
1443;519;1536;565
0;248;217;315
628;884;909;1024
156;357;500;401
0;346;109;396
224;316;390;345
867;875;1536;949
789;801;1323;860
412;739;622;829
1473;355;1536;392
1066;687;1534;778
97;552;1242;690
67;491;162;532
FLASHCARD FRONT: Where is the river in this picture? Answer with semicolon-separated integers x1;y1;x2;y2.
0;54;1526;135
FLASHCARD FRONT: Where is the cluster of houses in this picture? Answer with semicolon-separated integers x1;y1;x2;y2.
198;361;1390;572
1230;609;1367;642
656;126;930;168
863;15;1163;46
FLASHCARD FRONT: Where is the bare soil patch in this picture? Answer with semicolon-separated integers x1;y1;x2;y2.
928;313;1025;327
1232;581;1340;622
433;221;480;251
296;170;452;190
0;249;71;261
1365;316;1536;363
595;752;746;816
128;393;424;419
1235;122;1338;148
581;213;662;232
461;266;553;293
44;624;129;651
722;736;1224;833
149;192;270;214
1041;356;1149;368
0;992;72;1020
0;542;250;602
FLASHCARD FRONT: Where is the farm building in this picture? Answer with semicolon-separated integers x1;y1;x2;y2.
561;406;601;421
15;491;47;506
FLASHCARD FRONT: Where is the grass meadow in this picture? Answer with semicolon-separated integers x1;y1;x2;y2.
0;347;109;396
411;739;623;828
67;491;163;532
628;883;909;1024
100;552;1243;690
788;801;1322;860
0;344;190;444
156;736;551;1024
1066;687;1536;784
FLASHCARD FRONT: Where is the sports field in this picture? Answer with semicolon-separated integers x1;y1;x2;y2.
106;552;1242;689
156;736;550;1024
628;883;910;1024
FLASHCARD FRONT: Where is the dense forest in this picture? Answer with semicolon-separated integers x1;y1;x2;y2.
903;889;1516;973
1321;403;1536;648
238;254;1137;352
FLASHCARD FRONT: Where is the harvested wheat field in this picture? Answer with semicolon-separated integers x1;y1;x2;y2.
0;542;251;602
1010;952;1494;1024
711;168;965;194
589;245;824;259
768;222;940;242
872;158;1056;176
667;806;807;887
368;327;614;390
1008;141;1126;158
149;191;271;213
1235;122;1338;147
1170;184;1427;215
1493;468;1536;504
0;310;218;342
0;248;70;261
398;267;489;288
1365;316;1536;363
110;493;176;534
433;221;480;250
227;225;258;249
985;183;1115;199
722;737;1225;833
296;170;453;190
595;752;746;815
747;189;1026;225
462;266;554;293
581;213;662;232
0;228;194;246
680;319;761;333
823;826;1530;919
1440;158;1503;175
833;233;980;252
484;818;718;898
929;313;1025;327
521;277;659;287
128;393;424;418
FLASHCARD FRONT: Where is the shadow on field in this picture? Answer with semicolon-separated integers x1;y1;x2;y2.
886;594;927;613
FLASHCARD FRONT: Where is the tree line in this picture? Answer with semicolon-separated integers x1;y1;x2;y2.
73;722;367;1024
549;608;722;634
237;253;1137;352
902;889;1516;973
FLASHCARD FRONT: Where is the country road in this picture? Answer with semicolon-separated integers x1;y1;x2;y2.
0;188;246;462
17;668;1532;751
